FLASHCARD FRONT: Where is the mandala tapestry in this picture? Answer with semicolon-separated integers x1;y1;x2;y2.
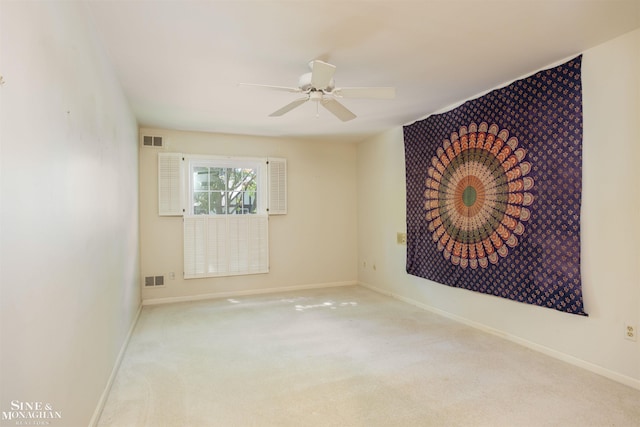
403;56;585;315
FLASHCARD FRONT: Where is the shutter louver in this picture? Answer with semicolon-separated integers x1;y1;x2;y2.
208;217;227;275
249;215;269;272
184;216;206;276
158;153;183;216
268;158;287;215
228;217;249;274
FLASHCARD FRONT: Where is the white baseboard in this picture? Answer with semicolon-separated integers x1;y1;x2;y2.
359;281;640;391
88;303;143;427
142;281;358;306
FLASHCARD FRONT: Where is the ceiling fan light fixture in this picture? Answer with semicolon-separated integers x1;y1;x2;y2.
298;72;335;92
309;91;323;102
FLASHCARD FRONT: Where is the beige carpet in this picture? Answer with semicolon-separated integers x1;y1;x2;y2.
98;285;640;426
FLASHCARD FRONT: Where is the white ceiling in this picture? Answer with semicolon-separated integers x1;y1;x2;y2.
87;1;640;143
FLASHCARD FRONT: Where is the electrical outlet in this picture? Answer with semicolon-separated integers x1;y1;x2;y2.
397;232;407;245
624;323;636;341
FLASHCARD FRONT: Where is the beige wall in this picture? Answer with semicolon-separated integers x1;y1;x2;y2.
0;2;140;427
357;29;640;388
139;129;358;303
1;6;636;427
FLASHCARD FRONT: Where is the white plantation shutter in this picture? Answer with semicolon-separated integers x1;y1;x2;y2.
184;215;268;278
267;158;287;215
166;154;282;279
183;216;207;275
248;216;269;272
228;216;249;274
208;217;227;274
158;152;183;216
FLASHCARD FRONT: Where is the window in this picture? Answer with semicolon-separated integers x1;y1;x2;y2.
190;162;261;215
158;153;286;280
185;157;267;279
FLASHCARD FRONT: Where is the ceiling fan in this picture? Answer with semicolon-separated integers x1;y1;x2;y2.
240;60;395;122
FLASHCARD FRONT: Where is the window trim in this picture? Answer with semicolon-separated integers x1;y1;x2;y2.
187;155;267;216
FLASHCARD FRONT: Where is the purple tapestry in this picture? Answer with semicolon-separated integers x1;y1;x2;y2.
403;56;585;315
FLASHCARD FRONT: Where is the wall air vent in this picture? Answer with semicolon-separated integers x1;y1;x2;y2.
144;276;165;287
141;135;164;148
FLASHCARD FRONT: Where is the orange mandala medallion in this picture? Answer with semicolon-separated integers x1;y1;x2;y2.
424;122;534;269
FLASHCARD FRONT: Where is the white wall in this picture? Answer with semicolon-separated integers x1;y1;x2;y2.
0;3;140;426
139;128;358;303
357;29;640;388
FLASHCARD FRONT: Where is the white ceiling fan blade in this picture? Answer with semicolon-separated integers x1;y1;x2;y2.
321;98;356;122
239;83;302;93
310;60;336;90
332;87;396;99
269;96;309;117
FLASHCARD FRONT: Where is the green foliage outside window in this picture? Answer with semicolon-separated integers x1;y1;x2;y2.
193;166;258;215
